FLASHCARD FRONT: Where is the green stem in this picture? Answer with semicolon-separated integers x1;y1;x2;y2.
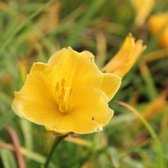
44;135;67;168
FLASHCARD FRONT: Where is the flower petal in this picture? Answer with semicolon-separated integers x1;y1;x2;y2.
12;63;63;128
46;47;102;89
56;108;113;134
46;47;121;100
30;62;47;73
54;88;113;134
103;34;146;77
101;73;121;100
148;13;168;47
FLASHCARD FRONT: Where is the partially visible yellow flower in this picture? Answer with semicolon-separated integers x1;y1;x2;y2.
148;13;168;48
102;34;146;77
131;0;155;26
12;47;121;134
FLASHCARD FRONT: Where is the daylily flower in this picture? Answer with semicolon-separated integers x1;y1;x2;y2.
12;47;121;134
103;34;146;77
131;0;155;26
148;13;168;48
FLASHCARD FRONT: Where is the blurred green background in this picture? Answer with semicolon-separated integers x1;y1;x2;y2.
0;0;168;168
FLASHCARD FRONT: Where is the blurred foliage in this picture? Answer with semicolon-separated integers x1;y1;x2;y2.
0;0;168;168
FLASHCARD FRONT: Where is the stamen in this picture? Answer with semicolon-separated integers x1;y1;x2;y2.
56;78;73;114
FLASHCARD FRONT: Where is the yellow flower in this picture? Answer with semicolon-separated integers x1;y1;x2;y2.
102;34;146;77
148;13;168;48
131;0;155;26
12;47;121;134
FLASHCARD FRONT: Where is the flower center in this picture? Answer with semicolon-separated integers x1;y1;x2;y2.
55;79;72;114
